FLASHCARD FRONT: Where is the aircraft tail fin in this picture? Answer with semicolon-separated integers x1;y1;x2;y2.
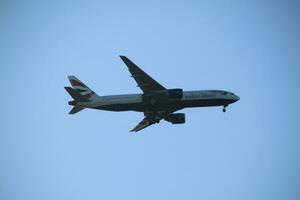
69;106;85;115
68;75;98;100
64;87;90;102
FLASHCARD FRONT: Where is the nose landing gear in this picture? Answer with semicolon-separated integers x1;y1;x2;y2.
223;105;228;113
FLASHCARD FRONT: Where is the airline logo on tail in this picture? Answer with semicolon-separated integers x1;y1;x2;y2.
68;76;97;99
65;76;99;114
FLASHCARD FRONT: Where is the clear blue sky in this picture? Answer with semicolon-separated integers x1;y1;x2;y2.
1;1;299;200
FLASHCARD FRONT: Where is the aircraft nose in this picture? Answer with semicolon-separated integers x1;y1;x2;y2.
233;95;240;102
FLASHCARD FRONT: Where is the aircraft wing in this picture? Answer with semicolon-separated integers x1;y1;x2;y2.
130;117;152;132
120;56;166;94
130;111;173;132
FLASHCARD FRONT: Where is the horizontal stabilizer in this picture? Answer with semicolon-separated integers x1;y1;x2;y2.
64;87;90;102
69;106;85;115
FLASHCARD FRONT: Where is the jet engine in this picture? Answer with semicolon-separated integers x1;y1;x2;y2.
167;89;183;99
165;113;185;124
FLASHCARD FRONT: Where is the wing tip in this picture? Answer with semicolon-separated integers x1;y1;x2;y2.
130;128;137;133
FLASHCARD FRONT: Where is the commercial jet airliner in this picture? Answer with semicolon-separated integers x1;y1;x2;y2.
65;56;240;132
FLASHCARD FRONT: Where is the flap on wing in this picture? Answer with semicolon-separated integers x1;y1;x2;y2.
120;56;166;94
130;118;152;132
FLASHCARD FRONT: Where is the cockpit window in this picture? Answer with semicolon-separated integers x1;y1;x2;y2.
222;92;228;95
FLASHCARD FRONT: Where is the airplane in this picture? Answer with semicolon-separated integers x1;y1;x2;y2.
65;56;240;132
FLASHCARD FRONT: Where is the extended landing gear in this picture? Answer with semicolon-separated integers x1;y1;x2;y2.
150;119;160;124
223;105;228;113
148;116;161;124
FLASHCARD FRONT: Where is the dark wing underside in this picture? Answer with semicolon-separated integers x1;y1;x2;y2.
130;117;152;132
120;56;170;132
130;111;175;133
120;56;166;94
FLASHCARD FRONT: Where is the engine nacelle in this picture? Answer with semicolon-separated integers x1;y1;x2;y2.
167;89;183;99
165;113;185;124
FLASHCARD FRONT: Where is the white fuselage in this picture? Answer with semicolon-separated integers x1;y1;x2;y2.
77;90;239;112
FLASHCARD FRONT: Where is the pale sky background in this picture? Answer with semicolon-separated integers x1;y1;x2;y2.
1;1;300;200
